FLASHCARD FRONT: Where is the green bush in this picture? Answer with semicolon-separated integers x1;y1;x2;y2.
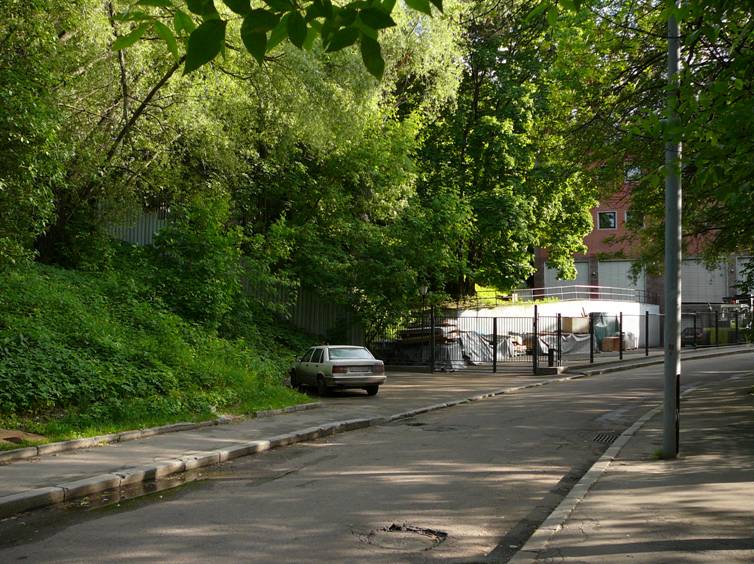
0;260;307;440
151;193;243;328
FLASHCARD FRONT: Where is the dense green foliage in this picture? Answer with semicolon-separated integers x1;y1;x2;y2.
152;194;244;326
0;0;616;430
114;0;445;79
0;258;309;441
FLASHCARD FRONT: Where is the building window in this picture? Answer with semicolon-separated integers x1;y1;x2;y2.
598;211;617;229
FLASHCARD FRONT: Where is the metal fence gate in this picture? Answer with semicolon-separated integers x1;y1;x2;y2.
366;306;750;373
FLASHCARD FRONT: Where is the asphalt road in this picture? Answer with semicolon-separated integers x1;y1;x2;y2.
1;354;752;563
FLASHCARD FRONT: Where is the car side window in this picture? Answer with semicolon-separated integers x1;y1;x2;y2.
312;349;324;363
302;349;315;363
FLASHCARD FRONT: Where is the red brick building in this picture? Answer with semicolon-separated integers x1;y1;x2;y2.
533;184;750;307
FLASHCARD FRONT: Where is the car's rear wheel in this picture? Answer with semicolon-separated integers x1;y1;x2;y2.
365;385;379;396
290;369;301;390
316;376;329;396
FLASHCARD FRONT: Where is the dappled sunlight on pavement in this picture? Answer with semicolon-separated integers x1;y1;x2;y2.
533;373;754;563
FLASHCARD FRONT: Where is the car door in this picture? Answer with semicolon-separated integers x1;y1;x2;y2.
299;348;315;384
310;348;324;381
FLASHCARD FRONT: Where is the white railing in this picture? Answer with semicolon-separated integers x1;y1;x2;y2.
512;285;654;304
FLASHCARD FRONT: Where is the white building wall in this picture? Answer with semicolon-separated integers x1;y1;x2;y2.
736;256;752;292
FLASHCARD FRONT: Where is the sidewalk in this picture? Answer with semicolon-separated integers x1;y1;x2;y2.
567;343;754;375
1;345;751;523
513;370;754;563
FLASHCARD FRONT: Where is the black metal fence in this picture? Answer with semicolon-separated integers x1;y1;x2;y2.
366;306;751;373
681;310;751;348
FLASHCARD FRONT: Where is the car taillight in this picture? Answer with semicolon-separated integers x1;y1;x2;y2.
373;364;384;374
332;366;347;373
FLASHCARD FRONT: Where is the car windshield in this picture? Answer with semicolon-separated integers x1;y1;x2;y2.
328;347;374;360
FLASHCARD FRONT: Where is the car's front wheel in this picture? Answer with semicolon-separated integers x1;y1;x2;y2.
364;385;379;396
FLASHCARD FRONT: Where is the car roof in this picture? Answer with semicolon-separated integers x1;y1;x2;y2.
308;345;364;349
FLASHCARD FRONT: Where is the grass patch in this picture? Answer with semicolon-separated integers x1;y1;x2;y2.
0;261;312;444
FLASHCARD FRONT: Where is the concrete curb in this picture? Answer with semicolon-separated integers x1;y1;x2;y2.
509;385;699;564
0;402;321;466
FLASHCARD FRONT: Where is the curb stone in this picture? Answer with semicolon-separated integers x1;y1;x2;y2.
58;474;123;501
0;447;38;464
0;488;66;518
0;402;321;466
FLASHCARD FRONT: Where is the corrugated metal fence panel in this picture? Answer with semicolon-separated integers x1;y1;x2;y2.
291;290;364;345
109;210;364;344
244;281;364;345
107;210;168;246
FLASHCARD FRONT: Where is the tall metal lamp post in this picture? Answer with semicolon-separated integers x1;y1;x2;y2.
663;0;682;458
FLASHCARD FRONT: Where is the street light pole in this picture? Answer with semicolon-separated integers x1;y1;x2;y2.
663;0;682;458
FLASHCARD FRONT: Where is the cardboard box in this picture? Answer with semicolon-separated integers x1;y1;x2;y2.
563;317;590;333
601;336;621;352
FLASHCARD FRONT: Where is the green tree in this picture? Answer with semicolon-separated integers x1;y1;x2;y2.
0;1;70;267
152;192;243;326
415;0;596;297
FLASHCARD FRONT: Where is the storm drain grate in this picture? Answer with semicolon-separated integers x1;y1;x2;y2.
593;432;619;444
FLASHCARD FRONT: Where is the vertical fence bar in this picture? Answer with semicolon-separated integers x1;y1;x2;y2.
557;313;562;365
430;305;436;373
493;317;498;374
715;311;719;347
693;313;697;348
589;312;594;364
533;305;538;374
735;311;739;345
645;311;649;356
619;312;624;360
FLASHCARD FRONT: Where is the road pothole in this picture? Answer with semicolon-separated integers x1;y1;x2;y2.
404;422;459;432
358;523;448;551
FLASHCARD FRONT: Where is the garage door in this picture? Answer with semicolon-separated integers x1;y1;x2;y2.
544;261;589;298
736;256;752;291
597;261;645;292
682;259;728;303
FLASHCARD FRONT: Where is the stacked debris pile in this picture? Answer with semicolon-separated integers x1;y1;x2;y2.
372;321;527;370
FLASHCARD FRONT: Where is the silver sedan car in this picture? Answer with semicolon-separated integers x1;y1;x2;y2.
289;345;386;396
